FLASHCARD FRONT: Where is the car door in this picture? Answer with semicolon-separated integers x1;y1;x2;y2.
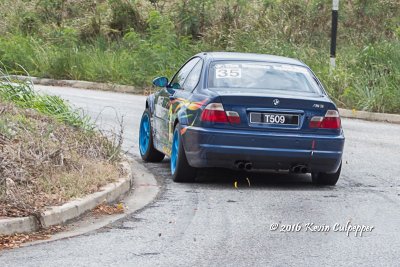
169;58;204;137
153;57;200;153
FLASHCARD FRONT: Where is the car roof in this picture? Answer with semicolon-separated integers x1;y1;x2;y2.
197;52;305;66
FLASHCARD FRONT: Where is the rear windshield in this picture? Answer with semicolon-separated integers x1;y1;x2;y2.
208;61;322;94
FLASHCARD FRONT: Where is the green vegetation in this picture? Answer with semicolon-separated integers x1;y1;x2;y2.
0;0;399;112
0;70;94;130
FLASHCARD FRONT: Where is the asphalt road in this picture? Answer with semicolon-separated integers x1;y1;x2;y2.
2;85;400;267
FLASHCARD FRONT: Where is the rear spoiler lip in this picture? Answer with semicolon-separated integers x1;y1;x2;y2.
207;89;327;100
246;108;305;114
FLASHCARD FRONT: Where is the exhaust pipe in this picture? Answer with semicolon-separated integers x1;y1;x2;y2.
300;167;308;173
235;161;245;170
244;162;253;170
292;166;301;173
291;164;308;173
234;161;253;171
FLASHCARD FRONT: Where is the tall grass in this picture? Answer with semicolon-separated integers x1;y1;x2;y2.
0;68;94;130
0;0;399;113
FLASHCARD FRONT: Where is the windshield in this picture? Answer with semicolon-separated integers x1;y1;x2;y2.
208;61;322;94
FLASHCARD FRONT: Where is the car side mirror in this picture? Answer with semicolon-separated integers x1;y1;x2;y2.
152;77;168;87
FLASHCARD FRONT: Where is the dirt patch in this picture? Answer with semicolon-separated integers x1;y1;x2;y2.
0;225;65;250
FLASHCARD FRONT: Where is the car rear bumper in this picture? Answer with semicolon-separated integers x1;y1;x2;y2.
182;126;344;173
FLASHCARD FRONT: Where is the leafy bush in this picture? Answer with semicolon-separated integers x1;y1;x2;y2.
109;0;146;37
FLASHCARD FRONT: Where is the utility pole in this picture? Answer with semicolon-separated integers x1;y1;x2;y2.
330;0;339;71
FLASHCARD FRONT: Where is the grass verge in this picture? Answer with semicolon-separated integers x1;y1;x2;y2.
0;74;123;217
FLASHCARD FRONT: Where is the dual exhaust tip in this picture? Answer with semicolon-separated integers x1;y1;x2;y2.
234;162;309;173
291;165;309;174
235;161;252;171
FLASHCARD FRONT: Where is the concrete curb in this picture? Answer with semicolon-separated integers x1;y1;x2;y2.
0;217;39;236
20;157;160;247
338;108;400;124
0;159;133;236
11;75;141;94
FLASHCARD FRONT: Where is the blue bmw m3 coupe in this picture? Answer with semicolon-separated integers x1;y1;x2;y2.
139;52;345;185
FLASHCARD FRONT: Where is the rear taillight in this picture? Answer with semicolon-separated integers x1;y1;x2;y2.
201;103;228;123
200;103;241;124
226;111;241;124
309;110;341;129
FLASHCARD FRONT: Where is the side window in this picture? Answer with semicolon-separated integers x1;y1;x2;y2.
170;57;200;89
183;60;203;91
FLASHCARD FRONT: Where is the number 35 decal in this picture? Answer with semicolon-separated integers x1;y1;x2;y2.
216;68;242;79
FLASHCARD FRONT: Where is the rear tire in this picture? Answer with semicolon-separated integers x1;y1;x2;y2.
312;162;341;186
171;123;197;183
139;109;165;162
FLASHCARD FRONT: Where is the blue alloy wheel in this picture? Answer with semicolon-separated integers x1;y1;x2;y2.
139;113;150;156
138;109;165;162
171;128;179;175
170;123;196;182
